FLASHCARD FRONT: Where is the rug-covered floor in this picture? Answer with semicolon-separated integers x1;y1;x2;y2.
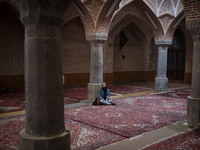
0;115;125;150
0;94;188;150
156;87;191;99
143;128;200;150
0;84;154;114
0;82;190;114
0;87;88;114
0;91;25;113
0;82;195;150
64;95;187;138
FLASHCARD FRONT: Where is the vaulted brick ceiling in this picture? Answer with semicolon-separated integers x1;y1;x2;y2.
143;0;183;17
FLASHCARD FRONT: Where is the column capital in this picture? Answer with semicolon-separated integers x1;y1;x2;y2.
158;46;168;52
186;19;200;42
19;0;74;26
86;33;108;43
154;40;172;46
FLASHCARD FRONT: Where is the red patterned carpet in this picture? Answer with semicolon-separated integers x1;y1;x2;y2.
0;82;195;150
0;85;153;114
109;85;153;95
157;87;191;99
0;91;25;113
64;95;187;138
0;87;88;114
0;82;190;114
143;129;200;150
0;93;189;150
63;87;88;100
0;115;125;150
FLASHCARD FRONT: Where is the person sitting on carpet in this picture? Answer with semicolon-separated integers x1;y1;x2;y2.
98;82;115;105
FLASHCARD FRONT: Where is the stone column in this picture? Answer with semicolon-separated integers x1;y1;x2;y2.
154;41;172;92
19;1;72;150
86;34;107;102
187;20;200;127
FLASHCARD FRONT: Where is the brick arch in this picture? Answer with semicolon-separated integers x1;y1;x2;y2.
73;0;97;35
63;2;81;26
109;0;164;41
95;0;121;34
176;20;193;83
109;14;148;43
164;11;185;41
167;18;193;83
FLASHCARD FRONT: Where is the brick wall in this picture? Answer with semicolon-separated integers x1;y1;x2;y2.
61;17;91;87
113;28;157;83
113;29;141;72
0;3;25;90
104;39;114;73
183;0;200;20
0;4;24;76
61;17;90;74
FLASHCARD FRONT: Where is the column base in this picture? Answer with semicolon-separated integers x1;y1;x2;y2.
155;77;168;92
19;127;70;150
87;83;101;103
187;96;200;127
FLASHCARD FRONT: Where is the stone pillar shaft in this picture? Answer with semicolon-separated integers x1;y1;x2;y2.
24;25;65;136
187;20;200;127
155;45;169;92
19;1;72;149
191;41;200;98
156;46;168;77
89;41;103;83
86;34;107;102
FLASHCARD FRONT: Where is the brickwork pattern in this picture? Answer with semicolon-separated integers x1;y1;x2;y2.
104;40;114;73
84;0;105;26
183;0;200;20
0;9;24;76
109;1;164;41
63;3;80;25
61;17;90;74
113;29;141;72
74;1;96;35
96;0;121;34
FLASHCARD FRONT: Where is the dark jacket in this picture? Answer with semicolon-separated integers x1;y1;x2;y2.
98;88;110;100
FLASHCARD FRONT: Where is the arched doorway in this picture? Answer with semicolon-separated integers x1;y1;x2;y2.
167;29;186;81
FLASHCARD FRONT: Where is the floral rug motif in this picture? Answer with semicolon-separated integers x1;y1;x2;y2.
0;82;193;150
0;93;197;150
0;115;125;150
64;95;187;138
